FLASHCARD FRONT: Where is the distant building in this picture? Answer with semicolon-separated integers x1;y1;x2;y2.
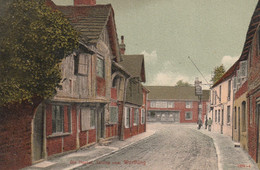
145;86;210;123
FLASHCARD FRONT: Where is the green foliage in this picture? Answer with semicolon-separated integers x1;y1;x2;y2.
211;65;226;84
0;0;79;106
175;80;192;87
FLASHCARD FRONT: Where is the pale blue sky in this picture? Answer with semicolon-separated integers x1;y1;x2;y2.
53;0;258;88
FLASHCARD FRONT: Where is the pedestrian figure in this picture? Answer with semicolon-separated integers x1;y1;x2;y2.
205;117;208;129
197;119;202;129
208;118;212;131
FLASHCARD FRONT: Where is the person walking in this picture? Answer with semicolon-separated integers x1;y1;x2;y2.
208;118;212;131
205;117;208;129
197;119;202;129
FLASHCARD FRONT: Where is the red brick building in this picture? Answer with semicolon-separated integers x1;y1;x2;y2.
145;86;209;123
245;1;260;167
118;45;148;139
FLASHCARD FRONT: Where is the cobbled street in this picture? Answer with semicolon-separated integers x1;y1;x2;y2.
77;123;218;170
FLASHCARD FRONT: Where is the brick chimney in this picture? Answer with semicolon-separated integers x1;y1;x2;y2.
74;0;96;6
119;36;126;55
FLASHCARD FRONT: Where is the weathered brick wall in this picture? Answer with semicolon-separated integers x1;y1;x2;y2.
47;138;62;156
96;77;106;97
123;107;146;140
46;104;78;156
235;81;248;100
106;124;118;138
74;0;96;6
124;128;131;140
118;101;124;139
63;105;77;152
88;129;96;144
248;91;260;162
0;103;39;170
111;88;117;100
248;124;257;162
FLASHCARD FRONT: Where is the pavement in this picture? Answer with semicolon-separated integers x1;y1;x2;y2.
23;129;156;170
193;125;259;170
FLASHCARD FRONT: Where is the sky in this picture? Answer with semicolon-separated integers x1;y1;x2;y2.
53;0;258;89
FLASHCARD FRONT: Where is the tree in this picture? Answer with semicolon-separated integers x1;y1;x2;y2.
0;0;79;106
211;65;226;84
175;80;192;87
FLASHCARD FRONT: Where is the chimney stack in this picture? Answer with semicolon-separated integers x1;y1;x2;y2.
74;0;96;6
119;36;126;55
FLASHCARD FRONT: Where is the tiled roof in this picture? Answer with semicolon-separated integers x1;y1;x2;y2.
145;86;210;101
56;5;112;45
239;1;260;61
119;55;146;82
213;1;260;87
212;61;238;88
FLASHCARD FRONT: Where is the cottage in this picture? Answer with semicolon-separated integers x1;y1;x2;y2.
145;86;209;124
118;39;148;139
209;65;235;137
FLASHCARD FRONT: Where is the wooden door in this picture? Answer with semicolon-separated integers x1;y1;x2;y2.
221;109;224;134
238;107;241;142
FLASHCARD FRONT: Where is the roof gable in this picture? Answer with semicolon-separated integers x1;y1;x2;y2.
213;1;260;88
239;1;260;61
54;4;121;58
119;55;146;82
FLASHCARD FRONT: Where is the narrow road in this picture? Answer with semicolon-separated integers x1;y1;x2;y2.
77;123;218;170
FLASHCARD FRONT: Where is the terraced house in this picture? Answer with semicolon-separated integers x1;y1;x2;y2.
146;86;210;124
209;65;234;137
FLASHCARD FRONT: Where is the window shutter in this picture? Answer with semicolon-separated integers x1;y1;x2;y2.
90;109;95;128
124;107;130;128
67;106;71;132
81;108;91;131
109;107;118;124
74;55;79;74
233;77;237;90
52;106;56;133
240;61;247;78
60;106;64;132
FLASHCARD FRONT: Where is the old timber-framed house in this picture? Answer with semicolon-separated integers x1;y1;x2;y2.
32;0;124;163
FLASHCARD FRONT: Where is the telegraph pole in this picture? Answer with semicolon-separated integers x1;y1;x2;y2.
195;77;202;122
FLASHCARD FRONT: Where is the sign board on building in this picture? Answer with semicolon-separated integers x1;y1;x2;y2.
194;78;202;96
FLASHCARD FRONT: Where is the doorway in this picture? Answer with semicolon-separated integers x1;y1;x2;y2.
238;107;241;142
32;104;44;162
97;106;105;141
221;109;224;134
